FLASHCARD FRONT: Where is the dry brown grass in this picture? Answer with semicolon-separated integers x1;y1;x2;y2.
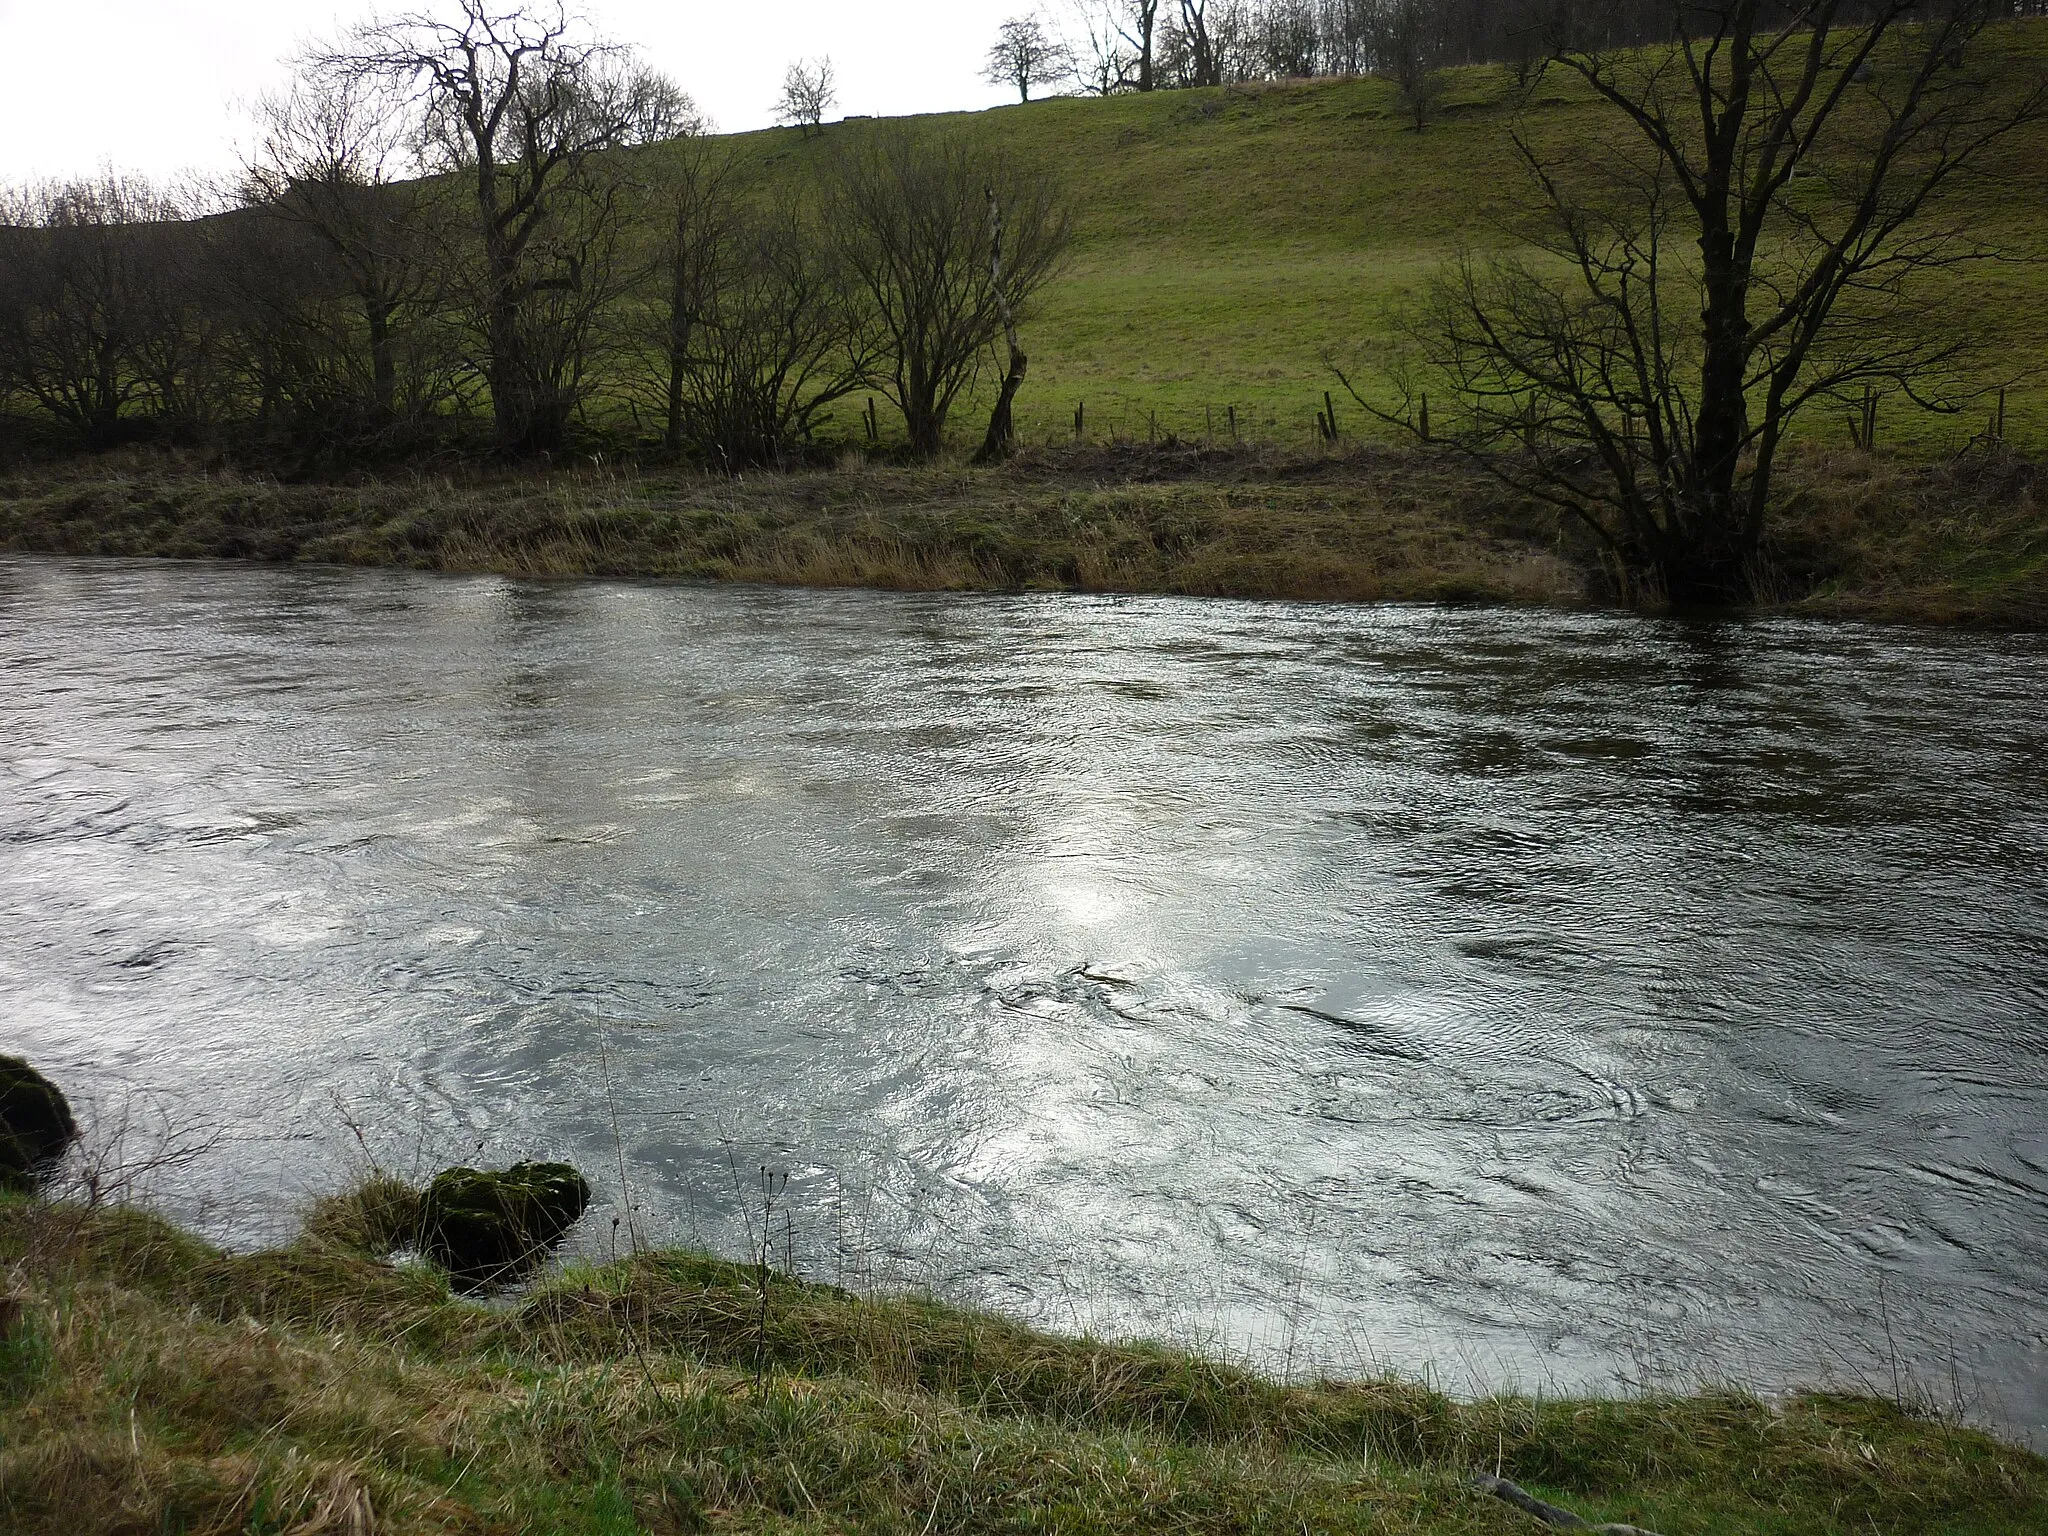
5;441;2042;625
0;442;1585;609
1767;446;2048;626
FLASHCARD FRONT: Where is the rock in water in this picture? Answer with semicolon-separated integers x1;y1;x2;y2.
0;1056;78;1192
417;1162;591;1291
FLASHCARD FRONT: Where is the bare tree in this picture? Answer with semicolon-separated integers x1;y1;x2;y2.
240;67;450;431
1498;0;1559;86
1176;0;1224;85
627;140;867;464
639;142;741;452
0;204;26;442
1259;0;1326;78
127;194;233;437
1374;0;1447;128
824;129;1071;458
1120;0;1166;90
976;190;1027;461
1067;0;1139;92
986;16;1077;101
318;1;685;455
1324;0;1375;74
1348;0;2048;604
777;58;838;136
0;178;195;449
628;73;711;142
674;201;869;465
207;212;369;444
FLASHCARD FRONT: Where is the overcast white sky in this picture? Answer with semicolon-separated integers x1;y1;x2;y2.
0;0;1037;183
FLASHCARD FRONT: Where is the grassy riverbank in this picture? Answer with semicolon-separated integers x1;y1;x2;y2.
2;1192;2044;1536
3;444;2045;626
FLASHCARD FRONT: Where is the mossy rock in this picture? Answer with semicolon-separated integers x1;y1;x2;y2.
417;1161;590;1292
0;1057;78;1192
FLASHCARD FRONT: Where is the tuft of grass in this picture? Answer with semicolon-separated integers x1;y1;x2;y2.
0;1193;2043;1535
302;1174;426;1259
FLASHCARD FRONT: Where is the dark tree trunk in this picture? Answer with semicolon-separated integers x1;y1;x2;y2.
84;348;123;451
1183;2;1218;86
664;270;690;452
489;335;526;454
487;256;547;456
906;402;944;458
665;361;685;452
903;355;946;458
975;346;1028;464
1658;533;1753;607
84;405;122;452
974;188;1027;465
365;300;397;424
1679;183;1757;602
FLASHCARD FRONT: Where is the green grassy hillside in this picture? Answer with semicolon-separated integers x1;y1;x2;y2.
652;23;2048;456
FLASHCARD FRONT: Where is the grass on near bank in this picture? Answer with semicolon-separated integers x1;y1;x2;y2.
2;1186;2046;1536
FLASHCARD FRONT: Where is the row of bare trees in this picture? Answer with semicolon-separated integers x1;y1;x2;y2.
1043;0;1688;98
1017;0;2044;119
0;2;1070;467
0;180;210;451
980;0;1675;129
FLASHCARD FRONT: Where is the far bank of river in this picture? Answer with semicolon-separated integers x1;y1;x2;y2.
2;441;2042;626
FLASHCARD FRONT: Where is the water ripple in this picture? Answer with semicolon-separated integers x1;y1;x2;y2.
3;556;2046;1443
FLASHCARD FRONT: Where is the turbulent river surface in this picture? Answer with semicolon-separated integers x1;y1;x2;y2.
4;555;2047;1440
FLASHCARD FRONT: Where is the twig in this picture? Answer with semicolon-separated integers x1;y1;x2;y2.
1468;1472;1665;1535
599;1033;638;1257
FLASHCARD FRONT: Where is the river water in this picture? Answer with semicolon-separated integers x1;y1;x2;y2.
4;555;2046;1439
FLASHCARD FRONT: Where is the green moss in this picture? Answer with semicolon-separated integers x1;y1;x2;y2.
0;1057;77;1192
418;1162;592;1292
